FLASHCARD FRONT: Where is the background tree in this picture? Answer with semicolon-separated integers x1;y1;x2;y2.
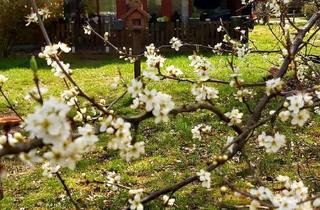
0;0;63;58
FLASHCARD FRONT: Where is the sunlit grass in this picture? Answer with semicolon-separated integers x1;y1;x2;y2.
0;21;319;209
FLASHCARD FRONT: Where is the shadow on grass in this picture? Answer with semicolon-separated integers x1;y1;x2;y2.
0;50;219;70
0;54;124;70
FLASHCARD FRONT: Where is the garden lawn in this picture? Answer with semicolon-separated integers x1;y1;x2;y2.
0;22;319;209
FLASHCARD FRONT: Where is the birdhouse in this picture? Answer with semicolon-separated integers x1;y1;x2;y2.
121;6;151;30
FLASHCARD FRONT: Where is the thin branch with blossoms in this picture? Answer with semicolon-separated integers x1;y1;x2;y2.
30;0;113;117
139;20;320;202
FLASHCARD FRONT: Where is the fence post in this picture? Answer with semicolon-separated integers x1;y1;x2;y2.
134;58;141;78
133;30;142;78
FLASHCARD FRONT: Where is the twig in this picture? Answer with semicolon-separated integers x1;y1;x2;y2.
105;91;127;111
222;178;274;208
124;102;243;134
0;88;23;120
56;172;81;210
87;179;131;190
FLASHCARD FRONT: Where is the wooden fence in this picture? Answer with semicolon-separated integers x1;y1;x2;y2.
46;19;249;54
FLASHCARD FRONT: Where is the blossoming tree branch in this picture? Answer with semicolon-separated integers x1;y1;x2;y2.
0;0;320;209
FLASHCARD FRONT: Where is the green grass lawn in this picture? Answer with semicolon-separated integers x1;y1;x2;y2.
0;22;319;209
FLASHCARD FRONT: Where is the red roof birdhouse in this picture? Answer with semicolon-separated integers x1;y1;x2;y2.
121;6;151;30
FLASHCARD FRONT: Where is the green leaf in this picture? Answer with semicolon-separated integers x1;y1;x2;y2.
30;56;38;72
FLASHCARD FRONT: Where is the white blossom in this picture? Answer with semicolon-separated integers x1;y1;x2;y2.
139;89;157;111
130;98;142;109
169;37;183;51
142;71;160;81
24;111;97;169
129;189;144;195
76;124;99;147
213;43;223;53
39;45;59;65
39;43;71;66
73;111;83;122
131;88;175;123
83;25;92;35
56;42;71;53
19;149;43;166
191;124;212;140
100;116;145;162
41;162;60;178
25;12;38;26
266;78;284;96
257;132;286;153
128;79;143;97
249;200;260;210
166;65;183;77
25;97;71;146
188;55;214;81
249;176;311;210
25;86;48;101
51;61;72;78
129;189;144;210
234;89;253;102
197;169;211;189
269;132;286;153
144;43;156;57
162;195;175;206
146;54;165;69
120;141;145;162
0;134;18;149
152;92;175;123
275;196;298;210
236;44;250;58
313;198;320;207
191;85;219;102
279;110;290;122
104;32;109;42
0;75;8;87
61;88;79;106
250;186;273;200
287;93;312;114
315;91;320;100
106;171;121;191
217;26;223;32
38;8;50;19
225;108;243;126
291;109;310;127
